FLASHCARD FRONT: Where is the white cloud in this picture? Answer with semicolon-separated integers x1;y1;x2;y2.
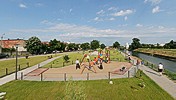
112;9;135;16
19;3;27;8
96;10;105;15
35;3;44;7
144;0;161;5
108;18;115;21
93;17;103;21
136;24;143;27
152;6;160;13
124;16;128;21
108;7;118;11
69;9;73;12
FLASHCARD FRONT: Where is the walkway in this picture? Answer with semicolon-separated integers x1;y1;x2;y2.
140;64;176;99
0;56;62;86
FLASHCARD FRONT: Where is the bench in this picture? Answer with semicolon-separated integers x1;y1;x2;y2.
0;92;6;99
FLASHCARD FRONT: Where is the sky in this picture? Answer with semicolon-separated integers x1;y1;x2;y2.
0;0;176;46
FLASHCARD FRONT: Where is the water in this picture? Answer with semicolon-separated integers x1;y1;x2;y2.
132;52;176;73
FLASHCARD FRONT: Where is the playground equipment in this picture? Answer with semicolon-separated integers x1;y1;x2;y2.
80;54;96;74
97;48;110;64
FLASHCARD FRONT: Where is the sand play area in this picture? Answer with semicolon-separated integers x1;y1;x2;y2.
25;61;133;81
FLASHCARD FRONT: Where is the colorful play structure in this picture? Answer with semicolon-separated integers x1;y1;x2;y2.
80;48;111;74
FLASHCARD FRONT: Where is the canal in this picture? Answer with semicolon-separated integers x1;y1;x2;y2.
132;52;176;73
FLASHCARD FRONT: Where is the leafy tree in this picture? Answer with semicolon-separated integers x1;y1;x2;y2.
100;43;106;49
63;55;70;62
90;40;100;50
113;41;120;48
164;40;176;49
25;36;42;54
81;43;90;50
49;39;61;53
129;38;141;50
60;42;66;52
67;43;75;51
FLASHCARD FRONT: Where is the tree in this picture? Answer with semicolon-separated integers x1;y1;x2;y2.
81;43;90;50
49;39;61;53
67;43;75;51
90;40;100;50
164;40;176;49
113;41;120;48
60;42;66;52
100;43;106;49
129;38;141;50
25;36;42;54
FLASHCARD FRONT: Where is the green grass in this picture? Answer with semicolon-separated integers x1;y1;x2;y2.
135;48;176;58
43;49;126;68
0;71;174;100
0;54;60;77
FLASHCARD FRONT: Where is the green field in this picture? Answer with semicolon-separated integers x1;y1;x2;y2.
43;49;126;68
0;54;60;77
0;71;173;100
135;48;176;58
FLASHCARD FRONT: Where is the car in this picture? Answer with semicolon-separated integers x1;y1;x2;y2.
0;53;9;59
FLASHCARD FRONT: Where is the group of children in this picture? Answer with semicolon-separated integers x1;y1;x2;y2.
75;52;108;74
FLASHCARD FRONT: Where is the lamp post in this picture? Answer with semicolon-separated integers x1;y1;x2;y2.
0;33;5;53
15;44;19;80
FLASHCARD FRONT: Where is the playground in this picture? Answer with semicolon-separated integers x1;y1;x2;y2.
24;49;135;81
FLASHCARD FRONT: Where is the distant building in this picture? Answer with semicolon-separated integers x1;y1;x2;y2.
0;39;27;52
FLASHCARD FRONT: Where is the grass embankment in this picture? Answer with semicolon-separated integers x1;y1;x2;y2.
0;70;174;100
43;49;126;68
135;48;176;58
0;54;60;77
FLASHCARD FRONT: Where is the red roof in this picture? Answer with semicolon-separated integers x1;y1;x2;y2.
1;39;25;48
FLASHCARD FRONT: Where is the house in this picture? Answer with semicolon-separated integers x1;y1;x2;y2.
0;39;27;52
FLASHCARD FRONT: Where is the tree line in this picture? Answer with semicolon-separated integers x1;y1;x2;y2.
25;36;121;54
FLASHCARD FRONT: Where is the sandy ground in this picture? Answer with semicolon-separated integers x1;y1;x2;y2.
24;61;132;81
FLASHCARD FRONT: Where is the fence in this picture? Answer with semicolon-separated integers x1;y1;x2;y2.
0;62;30;78
141;59;176;80
20;66;138;81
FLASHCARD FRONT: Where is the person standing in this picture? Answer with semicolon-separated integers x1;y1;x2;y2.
75;59;80;69
158;63;164;76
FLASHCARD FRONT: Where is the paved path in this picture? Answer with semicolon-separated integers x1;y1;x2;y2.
0;56;62;86
139;65;176;99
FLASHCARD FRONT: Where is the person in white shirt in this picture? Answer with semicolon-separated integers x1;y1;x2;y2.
75;59;80;69
158;63;164;76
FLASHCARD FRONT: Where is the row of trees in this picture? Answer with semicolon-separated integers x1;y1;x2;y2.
129;38;176;51
25;36;121;54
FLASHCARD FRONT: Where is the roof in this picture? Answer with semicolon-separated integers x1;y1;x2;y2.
1;39;25;48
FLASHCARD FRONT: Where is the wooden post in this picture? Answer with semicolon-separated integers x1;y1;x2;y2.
41;73;43;81
63;62;65;67
27;62;29;67
6;68;8;75
72;61;73;64
18;65;21;71
51;64;52;68
108;72;111;80
38;64;40;68
64;73;66;81
87;73;89;80
128;71;130;78
21;72;23;80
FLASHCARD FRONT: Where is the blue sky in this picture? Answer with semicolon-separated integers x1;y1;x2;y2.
0;0;176;46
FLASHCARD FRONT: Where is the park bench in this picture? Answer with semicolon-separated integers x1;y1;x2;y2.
0;92;6;99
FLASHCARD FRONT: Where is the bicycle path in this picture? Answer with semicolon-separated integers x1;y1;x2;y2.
0;56;62;86
139;65;176;99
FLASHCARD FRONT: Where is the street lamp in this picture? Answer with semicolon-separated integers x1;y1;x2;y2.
0;33;5;53
15;44;19;80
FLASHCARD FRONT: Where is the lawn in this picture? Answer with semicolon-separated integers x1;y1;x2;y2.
42;49;126;68
0;71;174;100
0;54;60;77
135;48;176;58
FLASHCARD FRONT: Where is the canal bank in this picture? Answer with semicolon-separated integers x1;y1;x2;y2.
132;51;176;73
